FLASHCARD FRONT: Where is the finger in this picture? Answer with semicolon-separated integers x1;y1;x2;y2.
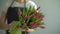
9;21;16;25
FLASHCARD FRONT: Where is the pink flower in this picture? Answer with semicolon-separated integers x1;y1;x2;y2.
33;12;38;18
30;22;40;25
40;16;44;18
22;21;26;26
30;12;40;18
23;14;29;19
32;12;41;19
30;22;34;25
33;15;38;19
40;25;45;29
18;11;22;15
34;22;40;25
31;26;37;28
30;22;40;28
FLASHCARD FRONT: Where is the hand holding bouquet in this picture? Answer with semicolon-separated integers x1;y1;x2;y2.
9;6;45;34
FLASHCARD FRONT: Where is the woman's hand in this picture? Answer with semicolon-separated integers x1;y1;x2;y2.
17;27;25;31
26;28;34;32
8;21;16;29
9;21;34;32
18;27;34;32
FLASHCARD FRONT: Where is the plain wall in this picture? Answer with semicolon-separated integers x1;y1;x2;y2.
0;0;60;34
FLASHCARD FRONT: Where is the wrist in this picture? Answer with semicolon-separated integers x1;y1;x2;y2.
7;24;12;30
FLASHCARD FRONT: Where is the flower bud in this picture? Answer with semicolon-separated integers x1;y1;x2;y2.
40;25;45;29
18;11;22;16
23;14;29;19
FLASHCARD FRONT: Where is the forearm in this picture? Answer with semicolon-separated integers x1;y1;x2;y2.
0;20;9;30
0;20;16;30
0;11;8;30
0;22;9;30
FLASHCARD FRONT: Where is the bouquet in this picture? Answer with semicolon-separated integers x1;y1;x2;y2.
9;6;45;34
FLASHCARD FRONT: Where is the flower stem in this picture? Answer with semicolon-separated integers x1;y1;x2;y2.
25;30;26;34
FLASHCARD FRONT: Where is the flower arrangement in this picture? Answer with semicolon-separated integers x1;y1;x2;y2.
9;6;45;34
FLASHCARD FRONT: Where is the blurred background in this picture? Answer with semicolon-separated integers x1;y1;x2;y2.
0;0;60;34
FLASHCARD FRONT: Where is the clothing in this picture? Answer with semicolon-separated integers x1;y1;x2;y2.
11;1;37;9
3;0;37;12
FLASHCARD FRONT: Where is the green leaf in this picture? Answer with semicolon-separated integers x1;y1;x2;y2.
30;17;36;22
40;22;45;25
32;6;36;12
26;18;30;24
29;6;32;10
22;8;25;16
35;19;41;22
27;6;33;15
25;8;29;14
